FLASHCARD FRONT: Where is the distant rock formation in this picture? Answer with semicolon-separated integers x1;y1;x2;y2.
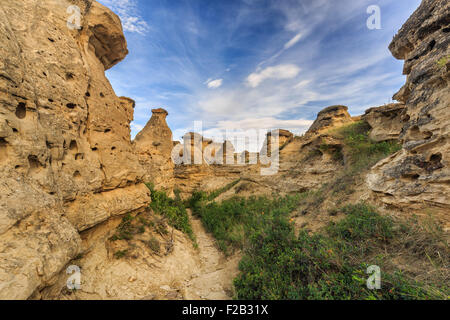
134;108;175;191
362;103;406;142
367;0;450;216
306;105;354;135
260;129;294;157
0;0;149;299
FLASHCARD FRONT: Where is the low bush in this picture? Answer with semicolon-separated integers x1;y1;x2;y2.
234;202;447;300
146;183;196;243
190;194;302;254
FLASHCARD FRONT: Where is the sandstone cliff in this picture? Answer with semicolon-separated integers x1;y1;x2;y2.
0;0;149;299
367;0;450;219
362;103;406;142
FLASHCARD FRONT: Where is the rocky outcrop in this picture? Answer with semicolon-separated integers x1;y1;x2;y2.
306;105;353;135
0;0;149;299
134;108;175;192
173;134;243;198
362;103;407;142
260;129;294;156
367;0;450;221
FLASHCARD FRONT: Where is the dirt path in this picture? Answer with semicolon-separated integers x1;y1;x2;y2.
182;210;240;300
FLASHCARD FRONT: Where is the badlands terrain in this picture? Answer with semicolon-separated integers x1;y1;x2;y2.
0;0;448;300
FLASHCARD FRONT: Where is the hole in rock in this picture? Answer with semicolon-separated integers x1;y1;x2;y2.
65;73;74;80
100;92;104;98
75;153;84;161
66;103;76;109
69;140;78;152
48;98;54;103
48;38;55;42
0;138;8;162
15;102;26;119
73;171;82;179
429;153;442;166
28;155;42;173
428;40;436;51
85;92;90;97
442;27;450;33
104;129;111;133
111;146;116;150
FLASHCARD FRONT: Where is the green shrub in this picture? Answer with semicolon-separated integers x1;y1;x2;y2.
327;203;394;242
114;250;128;259
109;213;140;241
146;183;196;243
191;194;302;255
146;237;161;254
335;121;402;171
233;202;447;300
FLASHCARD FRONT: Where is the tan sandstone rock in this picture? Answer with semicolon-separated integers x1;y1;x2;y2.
306;105;354;135
0;0;149;299
362;103;407;142
367;0;450;225
134;108;175;192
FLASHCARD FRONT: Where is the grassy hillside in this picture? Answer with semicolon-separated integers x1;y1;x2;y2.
187;121;448;300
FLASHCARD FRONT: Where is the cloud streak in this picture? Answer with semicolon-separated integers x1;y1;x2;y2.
247;64;301;88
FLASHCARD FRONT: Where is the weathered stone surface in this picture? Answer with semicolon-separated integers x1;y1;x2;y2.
134;108;175;191
362;103;407;142
367;0;450;222
306;105;353;135
260;129;294;156
0;0;149;299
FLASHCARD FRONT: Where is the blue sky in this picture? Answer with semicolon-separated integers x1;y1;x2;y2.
98;0;421;150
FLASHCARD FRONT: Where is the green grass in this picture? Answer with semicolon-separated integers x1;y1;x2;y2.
109;213;141;241
207;179;241;200
334;121;402;171
113;250;128;259
145;237;161;254
233;202;448;300
190;193;303;255
187;179;241;210
301;121;403;206
146;183;196;243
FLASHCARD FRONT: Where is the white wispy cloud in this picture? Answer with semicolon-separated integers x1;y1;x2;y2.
99;0;149;35
247;64;301;88
284;32;303;49
206;79;223;89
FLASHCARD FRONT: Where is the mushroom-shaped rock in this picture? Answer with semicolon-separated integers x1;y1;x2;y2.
307;105;353;135
87;1;129;70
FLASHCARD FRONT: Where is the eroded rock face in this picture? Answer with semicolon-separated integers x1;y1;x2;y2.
306;105;353;135
363;103;407;142
368;0;450;221
0;0;149;299
134;108;175;191
260;129;294;157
